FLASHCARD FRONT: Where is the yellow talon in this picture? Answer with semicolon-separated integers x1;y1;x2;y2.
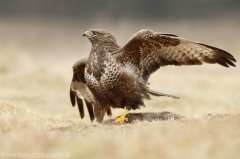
115;109;129;123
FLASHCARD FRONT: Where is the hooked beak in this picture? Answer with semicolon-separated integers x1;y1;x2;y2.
82;31;90;37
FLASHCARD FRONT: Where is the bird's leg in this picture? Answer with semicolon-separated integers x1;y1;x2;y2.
115;109;129;123
94;101;105;123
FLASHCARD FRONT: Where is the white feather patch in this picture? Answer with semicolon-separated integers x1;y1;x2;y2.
123;63;137;77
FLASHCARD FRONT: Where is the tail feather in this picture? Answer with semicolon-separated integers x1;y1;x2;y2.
147;88;180;99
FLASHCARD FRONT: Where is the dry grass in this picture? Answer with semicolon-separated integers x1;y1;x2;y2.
0;18;240;159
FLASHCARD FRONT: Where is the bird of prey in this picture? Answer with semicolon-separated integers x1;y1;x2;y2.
70;29;236;123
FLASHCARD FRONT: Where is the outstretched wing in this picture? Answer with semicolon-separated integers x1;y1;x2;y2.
70;57;95;121
113;29;236;83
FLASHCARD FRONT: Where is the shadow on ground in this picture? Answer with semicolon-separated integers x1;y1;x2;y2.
104;111;185;124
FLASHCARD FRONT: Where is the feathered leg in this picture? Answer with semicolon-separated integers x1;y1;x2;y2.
106;107;112;116
94;101;106;123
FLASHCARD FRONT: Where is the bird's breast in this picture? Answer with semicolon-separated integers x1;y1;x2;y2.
84;53;122;97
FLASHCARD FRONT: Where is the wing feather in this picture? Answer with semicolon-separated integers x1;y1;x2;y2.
70;57;95;121
70;88;76;106
113;29;236;83
76;97;84;119
84;99;95;121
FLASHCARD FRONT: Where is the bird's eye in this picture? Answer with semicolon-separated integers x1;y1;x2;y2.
92;31;97;35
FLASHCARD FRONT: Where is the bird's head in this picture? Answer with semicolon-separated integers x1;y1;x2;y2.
82;29;117;45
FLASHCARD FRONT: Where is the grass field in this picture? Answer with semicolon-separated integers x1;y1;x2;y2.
0;19;240;159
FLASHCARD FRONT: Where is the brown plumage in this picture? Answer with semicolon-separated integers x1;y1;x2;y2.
70;29;236;123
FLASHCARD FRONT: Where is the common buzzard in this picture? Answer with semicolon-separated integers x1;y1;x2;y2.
70;29;236;123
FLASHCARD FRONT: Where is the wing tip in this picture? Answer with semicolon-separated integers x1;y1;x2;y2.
70;90;95;121
76;97;85;119
70;88;76;107
213;53;237;68
198;43;236;68
85;99;95;122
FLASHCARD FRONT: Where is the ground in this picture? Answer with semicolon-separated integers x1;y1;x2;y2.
0;19;240;159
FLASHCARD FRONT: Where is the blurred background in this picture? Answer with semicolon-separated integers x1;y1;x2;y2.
1;1;240;158
0;0;239;117
1;0;240;57
1;0;239;61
